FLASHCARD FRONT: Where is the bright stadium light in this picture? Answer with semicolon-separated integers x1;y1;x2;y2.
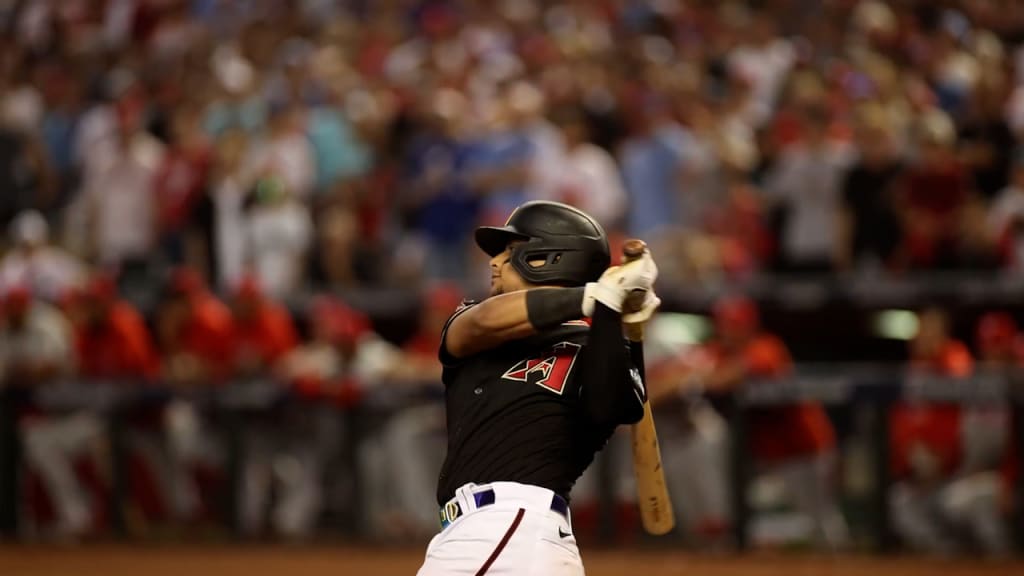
873;309;919;340
649;313;712;346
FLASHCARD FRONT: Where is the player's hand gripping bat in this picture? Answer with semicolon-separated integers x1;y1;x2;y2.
622;239;675;536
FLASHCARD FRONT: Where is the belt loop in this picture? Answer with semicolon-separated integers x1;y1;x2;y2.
456;483;475;513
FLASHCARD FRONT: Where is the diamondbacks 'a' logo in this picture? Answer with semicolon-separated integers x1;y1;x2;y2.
501;341;582;395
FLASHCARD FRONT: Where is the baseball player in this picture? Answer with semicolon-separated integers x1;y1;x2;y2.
416;201;658;576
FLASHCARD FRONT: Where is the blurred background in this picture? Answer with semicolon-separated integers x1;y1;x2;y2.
0;0;1023;570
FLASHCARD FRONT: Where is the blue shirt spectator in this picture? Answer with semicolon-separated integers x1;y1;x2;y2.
620;123;692;238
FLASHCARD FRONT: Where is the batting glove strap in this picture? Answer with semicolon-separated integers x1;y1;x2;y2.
582;281;624;316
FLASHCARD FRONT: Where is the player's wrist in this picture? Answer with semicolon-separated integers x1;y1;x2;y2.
525;287;587;330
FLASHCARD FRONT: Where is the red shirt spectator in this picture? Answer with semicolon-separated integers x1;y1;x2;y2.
75;276;159;380
703;296;835;464
158;268;235;384
890;309;973;480
229;276;299;375
894;116;971;269
153;107;211;236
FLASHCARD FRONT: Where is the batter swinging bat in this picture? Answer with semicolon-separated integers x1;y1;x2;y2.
622;239;675;536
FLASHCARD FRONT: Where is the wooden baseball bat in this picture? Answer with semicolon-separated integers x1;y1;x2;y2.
621;239;675;536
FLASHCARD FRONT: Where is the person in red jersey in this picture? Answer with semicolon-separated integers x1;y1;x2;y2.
659;295;851;545
698;296;847;549
75;275;159;380
154;267;236;524
890;308;1010;556
228;275;298;379
157;267;236;386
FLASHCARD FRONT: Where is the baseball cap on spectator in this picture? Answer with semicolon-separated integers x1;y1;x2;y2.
9;210;49;248
308;296;369;346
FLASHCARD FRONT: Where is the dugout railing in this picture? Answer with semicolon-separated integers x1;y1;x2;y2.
0;371;1021;555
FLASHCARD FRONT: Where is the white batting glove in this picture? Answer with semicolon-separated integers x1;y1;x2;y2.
622;289;661;325
582;251;659;316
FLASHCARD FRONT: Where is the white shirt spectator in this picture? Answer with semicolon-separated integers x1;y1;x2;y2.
0;301;75;383
729;38;796;128
80;132;165;265
0;210;86;302
245;195;312;300
245;132;316;201
540;143;628;231
766;141;855;264
0;248;86;304
212;175;250;292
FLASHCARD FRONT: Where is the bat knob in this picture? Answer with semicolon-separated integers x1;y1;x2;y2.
622;239;647;261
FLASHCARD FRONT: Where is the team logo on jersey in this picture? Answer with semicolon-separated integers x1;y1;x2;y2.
501;341;582;395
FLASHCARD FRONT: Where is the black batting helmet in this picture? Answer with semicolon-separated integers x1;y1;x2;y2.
475;201;610;286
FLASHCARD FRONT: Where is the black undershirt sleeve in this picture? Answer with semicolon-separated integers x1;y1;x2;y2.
576;303;645;426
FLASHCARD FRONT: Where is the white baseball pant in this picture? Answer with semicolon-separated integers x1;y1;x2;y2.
417;482;584;576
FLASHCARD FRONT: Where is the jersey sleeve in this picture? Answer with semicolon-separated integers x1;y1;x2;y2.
438;300;478;367
576;304;645;426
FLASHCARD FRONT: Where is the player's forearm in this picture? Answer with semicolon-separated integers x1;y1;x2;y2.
581;305;644;425
444;288;585;358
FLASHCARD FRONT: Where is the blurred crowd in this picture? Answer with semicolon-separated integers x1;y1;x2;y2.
2;0;1024;556
5;0;1024;299
643;297;1020;556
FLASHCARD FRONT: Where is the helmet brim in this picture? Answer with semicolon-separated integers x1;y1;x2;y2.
475;226;531;257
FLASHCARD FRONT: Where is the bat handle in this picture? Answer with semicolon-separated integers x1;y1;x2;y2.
624;318;644;342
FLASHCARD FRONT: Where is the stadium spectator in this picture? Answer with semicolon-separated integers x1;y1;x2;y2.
697;296;848;549
244;296;372;539
838;107;904;271
228;275;299;378
155;267;235;524
73;274;159;380
892;110;973;270
0;210;87;303
541;105;627;233
72;86;165;268
153;104;212;266
764;103;855;273
644;317;731;547
890;307;1009;556
245;100;316;202
362;283;457;539
3;286;91;538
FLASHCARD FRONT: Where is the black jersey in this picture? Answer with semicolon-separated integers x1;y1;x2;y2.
435;301;641;504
